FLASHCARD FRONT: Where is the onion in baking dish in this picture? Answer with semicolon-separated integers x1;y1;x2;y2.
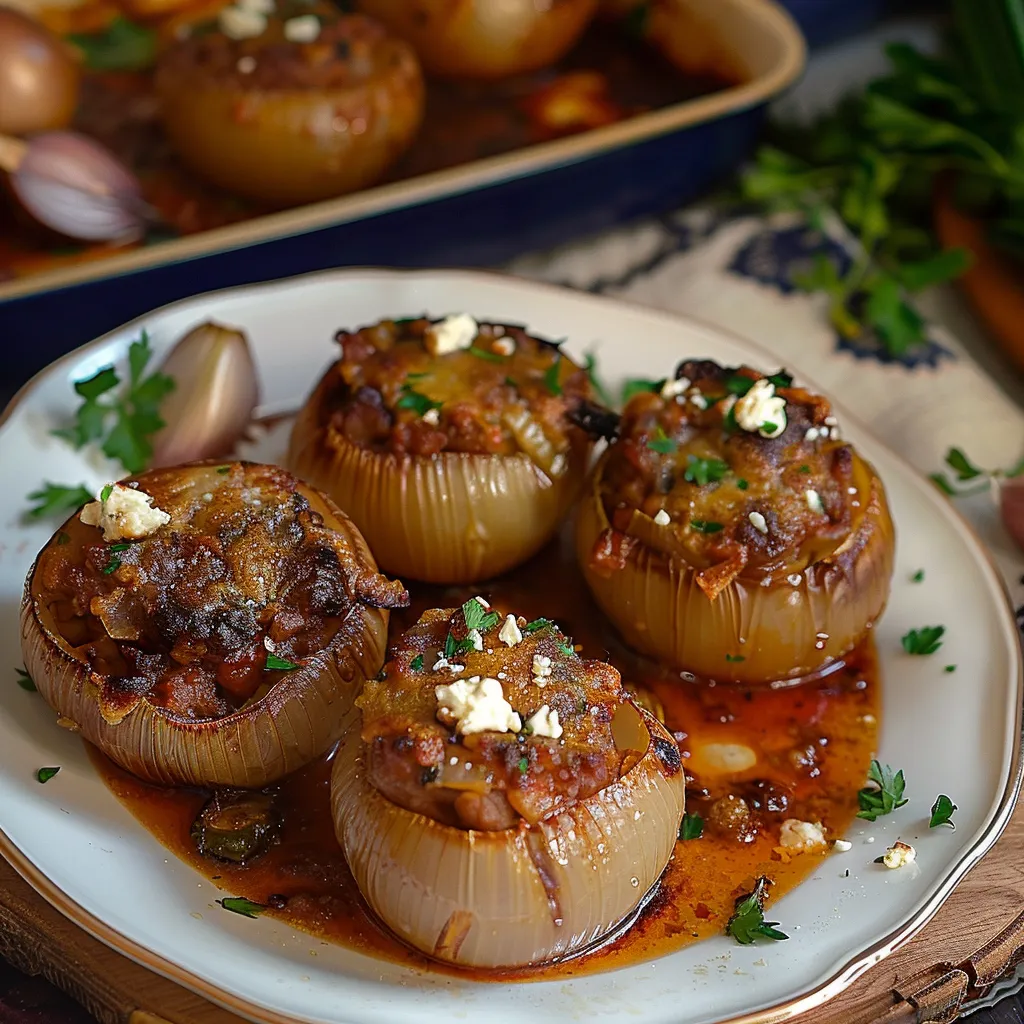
331;599;685;968
288;315;612;584
576;361;895;686
21;461;408;787
356;0;598;79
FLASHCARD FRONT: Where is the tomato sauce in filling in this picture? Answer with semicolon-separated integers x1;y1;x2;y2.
89;519;877;978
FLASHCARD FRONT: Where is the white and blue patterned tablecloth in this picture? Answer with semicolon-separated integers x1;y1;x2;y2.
505;16;1024;1018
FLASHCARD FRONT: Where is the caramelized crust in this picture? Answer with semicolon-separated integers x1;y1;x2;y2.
357;604;631;831
596;361;857;597
36;462;408;724
321;317;595;465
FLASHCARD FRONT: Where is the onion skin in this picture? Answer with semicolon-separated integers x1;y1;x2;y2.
0;9;80;136
331;700;684;968
576;450;896;686
357;0;598;79
21;467;392;787
288;373;593;584
149;321;260;467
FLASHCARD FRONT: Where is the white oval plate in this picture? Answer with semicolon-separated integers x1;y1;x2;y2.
0;269;1019;1024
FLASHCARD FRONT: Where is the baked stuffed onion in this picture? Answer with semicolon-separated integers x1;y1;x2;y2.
288;315;610;584
21;461;408;787
576;361;895;686
331;598;684;967
356;0;598;79
155;11;424;205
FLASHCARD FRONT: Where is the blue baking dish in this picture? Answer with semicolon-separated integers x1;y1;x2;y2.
0;0;803;387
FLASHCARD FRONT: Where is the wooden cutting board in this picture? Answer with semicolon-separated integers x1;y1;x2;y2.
4;802;1024;1024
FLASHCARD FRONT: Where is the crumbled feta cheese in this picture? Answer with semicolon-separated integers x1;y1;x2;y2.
688;390;709;410
435;676;521;735
653;509;671;526
660;376;690;400
832;839;853;853
805;427;820;442
283;14;320;42
467;628;484;651
779;819;827;852
422;408;440;426
748;511;768;534
532;654;552;680
524;704;563;740
432;656;464;673
805;489;823;513
81;484;170;542
734;379;787;438
499;614;523;648
824;415;837;427
493;337;516;357
882;840;916;869
473;596;490;609
424;313;478;356
218;4;267;39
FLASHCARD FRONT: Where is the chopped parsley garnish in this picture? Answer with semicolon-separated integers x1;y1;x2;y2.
26;483;94;520
100;483;114;502
36;767;60;784
444;631;473;659
911;569;925;583
543;357;563;396
621;378;664;404
736;479;749;490
216;465;231;474
396;386;442;416
518;756;529;774
929;794;957;829
217;897;266;918
679;813;704;840
901;625;945;655
767;371;793;389
726;877;788;945
524;617;554;633
15;668;36;692
265;653;300;671
690;519;724;534
557;639;576;657
504;376;518;390
856;759;908;821
584;352;613;406
51;330;174;475
57;532;70;546
725;654;745;663
463;598;499;634
68;15;157;71
646;426;677;455
410;654;424;672
724;374;758;396
798;465;811;474
468;346;505;363
944;664;957;673
102;557;121;575
684;455;729;486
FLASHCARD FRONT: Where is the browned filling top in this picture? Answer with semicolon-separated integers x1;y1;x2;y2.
356;601;635;831
319;317;599;470
37;462;407;724
594;361;859;598
158;13;420;93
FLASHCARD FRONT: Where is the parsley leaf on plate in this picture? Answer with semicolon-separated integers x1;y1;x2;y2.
15;668;36;692
856;759;908;821
217;897;266;918
929;794;957;829
26;483;94;520
36;767;60;784
901;625;945;655
726;876;788;945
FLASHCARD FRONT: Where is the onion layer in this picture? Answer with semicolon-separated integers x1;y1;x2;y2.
288;381;591;584
21;469;392;787
576;449;896;686
331;699;684;968
357;0;598;79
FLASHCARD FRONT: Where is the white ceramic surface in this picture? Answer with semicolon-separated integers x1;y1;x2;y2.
0;269;1019;1024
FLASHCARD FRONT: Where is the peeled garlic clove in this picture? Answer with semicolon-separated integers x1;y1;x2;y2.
9;131;151;242
150;321;260;467
1000;475;1024;554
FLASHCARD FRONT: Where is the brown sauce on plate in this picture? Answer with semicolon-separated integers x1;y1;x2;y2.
88;521;878;981
0;21;737;283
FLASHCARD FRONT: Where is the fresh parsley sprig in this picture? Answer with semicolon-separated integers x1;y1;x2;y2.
52;331;175;476
26;483;94;520
856;759;908;821
930;446;1024;497
726;876;788;945
929;794;957;829
901;626;945;655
